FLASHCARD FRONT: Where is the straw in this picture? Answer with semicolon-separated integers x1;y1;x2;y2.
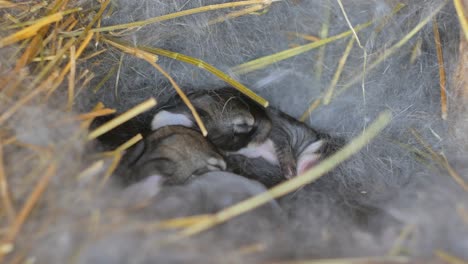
87;98;157;140
178;110;392;237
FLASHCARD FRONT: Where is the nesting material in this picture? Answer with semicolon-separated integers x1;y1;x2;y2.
0;0;467;263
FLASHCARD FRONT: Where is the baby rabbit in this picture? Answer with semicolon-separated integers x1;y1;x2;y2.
147;171;284;218
117;125;226;186
151;87;326;182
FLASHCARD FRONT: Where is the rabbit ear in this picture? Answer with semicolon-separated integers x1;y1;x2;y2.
228;139;279;165
151;110;194;130
297;140;324;175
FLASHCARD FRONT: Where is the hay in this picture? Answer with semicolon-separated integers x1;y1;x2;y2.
0;0;467;263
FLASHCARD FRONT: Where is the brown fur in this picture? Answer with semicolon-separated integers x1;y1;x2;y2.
117;125;226;185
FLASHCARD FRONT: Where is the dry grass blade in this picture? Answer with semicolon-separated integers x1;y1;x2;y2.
0;144;15;224
4;7;81;29
432;18;448;120
287;32;321;42
298;1;399;115
26;37;75;92
64;16;79;32
231;21;372;75
101;38;157;62
0;162;56;258
78;69;94;89
336;1;447;97
77;108;116;120
100;214;214;234
440;154;468;192
0;12;64;48
14;34;48;70
300;98;321;121
454;0;468;40
42;0;107;97
98;133;143;186
410;129;468;192
114;53;124;103
79;102;105;128
388;224;415;256
97;134;142;186
0;243;13;255
158;215;213;229
149;61;208;137
74;0;276;34
99;153;122;187
208;4;265;25
0;71;58;126
323;37;354;105
46;32;94;98
315;6;330;80
270;256;411;264
80;48;107;61
10;143;53;175
410;37;423;64
31;55;63;62
102;38;208;136
236;243;266;255
93;65;117;93
139;45;269;107
12;0;71;70
178;111;392;237
373;3;406;34
1;136;16;146
336;0;368;104
82;0;111;34
114;133;143;153
335;0;364;48
87;98;157;140
67;45;76;111
0;0;16;9
3;13;20;24
77;160;105;181
435;250;467;264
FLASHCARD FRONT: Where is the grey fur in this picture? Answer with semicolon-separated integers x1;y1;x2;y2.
3;0;468;262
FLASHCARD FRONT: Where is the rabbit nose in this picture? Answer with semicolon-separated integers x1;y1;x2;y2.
232;116;255;134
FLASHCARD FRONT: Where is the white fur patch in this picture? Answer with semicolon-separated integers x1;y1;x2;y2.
297;140;324;175
302;140;324;154
151;110;193;130
228;139;279;165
